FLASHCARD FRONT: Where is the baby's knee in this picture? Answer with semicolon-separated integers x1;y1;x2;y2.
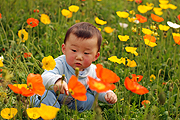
76;94;95;112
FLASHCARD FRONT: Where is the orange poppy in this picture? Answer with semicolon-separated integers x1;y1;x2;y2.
143;34;156;42
141;100;150;107
88;76;116;93
124;75;149;95
27;73;45;96
135;0;142;4
131;74;143;82
8;84;35;97
68;75;87;101
136;14;147;23
173;36;180;45
0;13;2;19
24;52;32;58
178;14;180;21
96;64;120;83
151;13;164;22
162;82;167;85
33;9;39;13
8;73;45;97
27;18;39;27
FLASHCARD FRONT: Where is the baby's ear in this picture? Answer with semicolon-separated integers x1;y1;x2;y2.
93;52;100;61
62;43;66;55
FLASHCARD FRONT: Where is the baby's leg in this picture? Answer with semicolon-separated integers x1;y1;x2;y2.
71;92;95;112
30;90;61;108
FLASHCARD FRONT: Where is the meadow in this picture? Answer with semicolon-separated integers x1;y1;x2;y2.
0;0;180;119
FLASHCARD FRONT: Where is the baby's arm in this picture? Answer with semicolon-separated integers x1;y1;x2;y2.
104;91;117;104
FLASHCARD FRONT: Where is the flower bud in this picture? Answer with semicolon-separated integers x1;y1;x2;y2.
158;92;166;105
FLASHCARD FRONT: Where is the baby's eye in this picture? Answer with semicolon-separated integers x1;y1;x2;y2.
84;52;89;54
72;49;76;52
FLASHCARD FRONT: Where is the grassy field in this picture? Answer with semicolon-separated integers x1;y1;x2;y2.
0;0;180;119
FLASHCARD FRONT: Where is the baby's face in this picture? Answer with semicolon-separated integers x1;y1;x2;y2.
62;33;100;71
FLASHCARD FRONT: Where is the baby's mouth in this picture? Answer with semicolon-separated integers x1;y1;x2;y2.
75;63;82;66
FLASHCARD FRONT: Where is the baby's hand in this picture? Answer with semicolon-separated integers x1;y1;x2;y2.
105;91;117;104
54;79;69;95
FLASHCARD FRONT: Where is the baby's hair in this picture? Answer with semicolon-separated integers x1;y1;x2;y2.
64;22;102;52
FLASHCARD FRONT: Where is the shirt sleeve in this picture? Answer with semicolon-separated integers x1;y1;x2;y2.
41;56;65;90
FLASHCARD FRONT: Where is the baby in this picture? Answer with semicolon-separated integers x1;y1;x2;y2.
31;22;117;112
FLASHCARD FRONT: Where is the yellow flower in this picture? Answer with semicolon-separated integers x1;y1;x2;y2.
138;5;148;14
67;12;73;18
125;47;138;56
38;103;60;120
159;4;169;9
95;17;107;25
150;74;156;82
127;59;137;67
108;56;125;65
172;33;180;37
159;24;170;31
159;0;169;4
108;56;120;63
153;7;162;11
168;4;177;10
117;57;126;65
97;0;102;1
40;14;51;24
144;39;157;47
146;2;154;7
154;10;163;16
61;9;71;17
97;27;101;31
26;108;41;119
128;17;137;22
1;108;17;119
116;11;129;18
104;27;114;33
0;60;3;67
120;98;124;101
69;5;79;12
142;28;152;35
153;7;163;15
129;10;135;15
146;3;154;11
118;35;129;41
42;55;56;71
18;29;28;42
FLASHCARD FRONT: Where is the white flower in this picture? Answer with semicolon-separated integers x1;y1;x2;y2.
119;22;128;28
167;21;180;29
0;55;4;62
134;19;139;24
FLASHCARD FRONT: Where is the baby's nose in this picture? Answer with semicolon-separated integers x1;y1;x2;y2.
76;54;83;60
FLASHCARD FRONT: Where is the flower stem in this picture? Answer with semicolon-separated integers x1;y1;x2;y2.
92;93;99;110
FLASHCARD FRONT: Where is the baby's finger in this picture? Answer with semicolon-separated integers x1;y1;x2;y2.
63;82;69;95
105;94;110;101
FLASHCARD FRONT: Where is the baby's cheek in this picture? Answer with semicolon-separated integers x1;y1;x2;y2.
83;58;92;65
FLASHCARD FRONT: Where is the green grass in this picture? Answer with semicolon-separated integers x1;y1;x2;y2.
0;0;180;119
